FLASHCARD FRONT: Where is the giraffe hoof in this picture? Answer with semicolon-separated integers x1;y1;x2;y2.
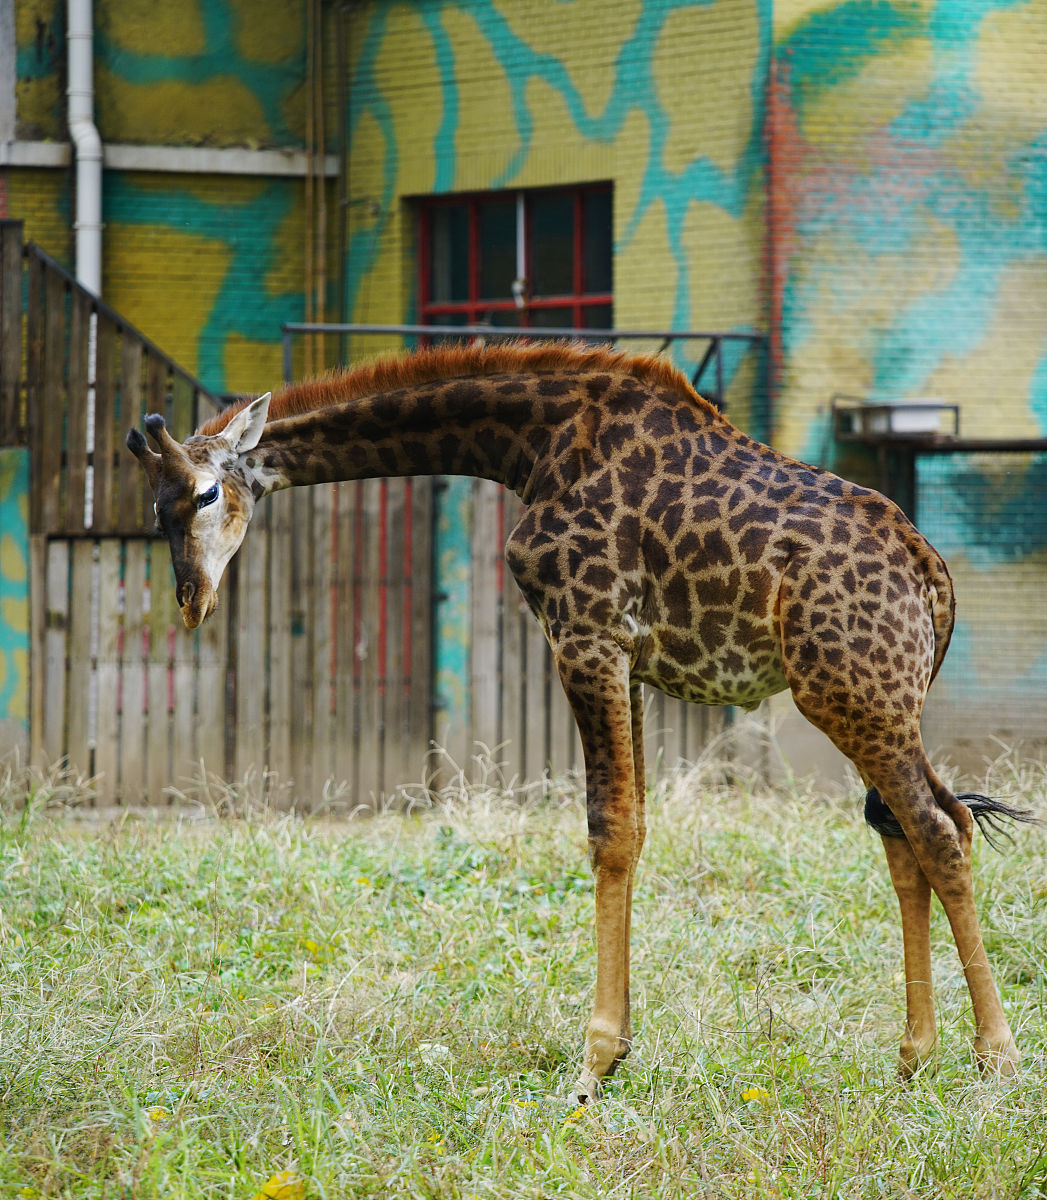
975;1036;1020;1079
572;1066;603;1105
898;1033;937;1080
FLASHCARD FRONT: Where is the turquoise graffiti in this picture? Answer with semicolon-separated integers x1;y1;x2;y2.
103;176;306;394
0;449;30;747
344;0;771;724
345;0;769;366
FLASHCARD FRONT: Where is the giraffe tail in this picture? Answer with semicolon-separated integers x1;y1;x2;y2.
864;786;1039;849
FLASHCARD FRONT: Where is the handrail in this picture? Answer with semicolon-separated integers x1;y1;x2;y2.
280;321;767;410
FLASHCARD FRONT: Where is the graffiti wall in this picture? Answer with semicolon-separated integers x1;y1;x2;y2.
770;0;1047;457
0;450;29;757
768;0;1047;762
342;0;771;725
343;0;769;419
6;0;322;397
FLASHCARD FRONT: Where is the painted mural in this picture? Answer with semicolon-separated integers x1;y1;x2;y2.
0;450;29;756
768;0;1047;753
5;0;1047;759
342;0;771;722
9;0;321;397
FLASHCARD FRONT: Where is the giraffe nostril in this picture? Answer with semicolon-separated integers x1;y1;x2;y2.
178;581;196;607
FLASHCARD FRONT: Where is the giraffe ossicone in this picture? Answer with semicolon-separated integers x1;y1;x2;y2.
127;341;1032;1097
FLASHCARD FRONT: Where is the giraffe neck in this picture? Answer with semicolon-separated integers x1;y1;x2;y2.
241;373;576;500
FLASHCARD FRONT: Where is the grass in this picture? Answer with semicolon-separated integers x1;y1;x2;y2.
1;748;1046;1199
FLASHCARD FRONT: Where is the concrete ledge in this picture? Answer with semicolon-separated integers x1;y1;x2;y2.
1;139;338;177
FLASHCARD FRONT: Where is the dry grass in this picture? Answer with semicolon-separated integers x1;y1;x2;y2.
1;748;1045;1198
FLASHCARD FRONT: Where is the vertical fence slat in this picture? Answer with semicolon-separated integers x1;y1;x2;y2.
409;479;434;785
37;272;66;533
119;541;148;799
233;517;270;781
95;540;122;794
41;540;69;762
65;540;95;776
118;338;146;531
267;493;294;795
195;577;229;782
146;543;177;802
311;485;336;800
333;481;358;798
0;222;23;445
499;495;523;783
288;490;314;802
358;480;382;801
91;315;117;531
383;479;408;789
471;479;502;775
64;292;91;533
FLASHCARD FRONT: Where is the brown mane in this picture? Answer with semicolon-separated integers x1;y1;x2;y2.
196;340;713;436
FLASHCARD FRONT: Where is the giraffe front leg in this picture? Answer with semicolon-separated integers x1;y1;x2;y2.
554;639;641;1102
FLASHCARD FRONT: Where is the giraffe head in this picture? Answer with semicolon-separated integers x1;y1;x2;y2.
125;394;271;629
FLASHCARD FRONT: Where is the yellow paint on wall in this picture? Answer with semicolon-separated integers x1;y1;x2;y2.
96;0;205;57
105;225;232;378
0;533;27;585
223;334;285;396
773;218;960;454
96;68;270;146
2;595;28;636
654;1;758;176
681;193;764;331
374;5;444;196
13;76;64;141
0;649;28;722
348;107;390;195
613;106;652;249
229;0;305;63
493;0;642;122
799;36;933;156
615;197;674;330
922;257;1047;440
4;169;70;264
517;77;613;189
440;7;517;191
977;0;1047;145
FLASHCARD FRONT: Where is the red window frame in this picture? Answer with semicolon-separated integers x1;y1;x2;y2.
417;184;613;330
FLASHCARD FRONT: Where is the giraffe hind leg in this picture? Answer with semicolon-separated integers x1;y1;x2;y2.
860;760;1021;1076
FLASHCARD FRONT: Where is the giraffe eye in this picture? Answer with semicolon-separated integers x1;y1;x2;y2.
197;483;220;509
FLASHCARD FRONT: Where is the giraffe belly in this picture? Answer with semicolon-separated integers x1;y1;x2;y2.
634;619;788;711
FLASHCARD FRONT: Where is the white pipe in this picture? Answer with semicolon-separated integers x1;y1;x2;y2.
67;0;102;296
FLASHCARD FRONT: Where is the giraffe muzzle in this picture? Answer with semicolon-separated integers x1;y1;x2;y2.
177;579;218;629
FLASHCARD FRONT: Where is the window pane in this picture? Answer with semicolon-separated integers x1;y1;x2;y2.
528;306;574;330
478;197;517;301
487;308;522;329
530;192;575;297
428;204;470;303
583;191;612;294
581;303;612;330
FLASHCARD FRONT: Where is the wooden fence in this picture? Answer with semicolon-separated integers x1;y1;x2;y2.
1;220;726;806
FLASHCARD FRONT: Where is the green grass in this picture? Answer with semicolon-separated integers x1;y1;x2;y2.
1;750;1045;1199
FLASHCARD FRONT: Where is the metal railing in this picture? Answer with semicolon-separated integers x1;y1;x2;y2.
281;321;766;413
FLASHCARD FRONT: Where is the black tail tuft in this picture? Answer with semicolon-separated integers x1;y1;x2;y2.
864;787;1038;850
954;792;1039;850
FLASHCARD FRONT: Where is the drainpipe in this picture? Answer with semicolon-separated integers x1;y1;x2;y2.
67;0;102;296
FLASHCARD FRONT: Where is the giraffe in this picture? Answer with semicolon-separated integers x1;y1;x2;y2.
127;341;1032;1099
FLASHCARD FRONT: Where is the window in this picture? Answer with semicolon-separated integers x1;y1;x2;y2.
418;185;613;331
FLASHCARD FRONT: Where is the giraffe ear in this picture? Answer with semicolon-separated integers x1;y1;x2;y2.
221;393;271;457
